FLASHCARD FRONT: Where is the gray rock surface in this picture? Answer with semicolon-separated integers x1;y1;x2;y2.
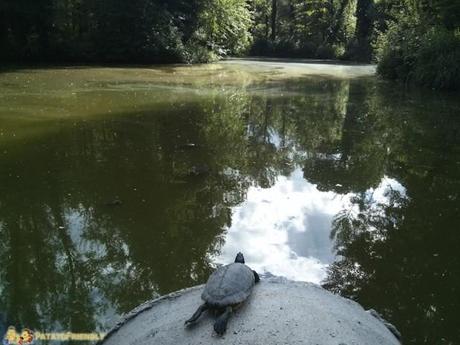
101;278;400;345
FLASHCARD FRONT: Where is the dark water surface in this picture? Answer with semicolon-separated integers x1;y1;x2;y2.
0;61;459;344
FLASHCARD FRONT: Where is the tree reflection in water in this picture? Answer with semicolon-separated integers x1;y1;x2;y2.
321;83;460;345
0;72;459;344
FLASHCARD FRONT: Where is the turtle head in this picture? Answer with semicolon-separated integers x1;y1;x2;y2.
234;252;245;264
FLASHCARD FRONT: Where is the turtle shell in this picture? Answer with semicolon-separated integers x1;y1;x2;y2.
202;263;255;307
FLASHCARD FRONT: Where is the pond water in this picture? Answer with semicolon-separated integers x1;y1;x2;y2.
0;60;459;344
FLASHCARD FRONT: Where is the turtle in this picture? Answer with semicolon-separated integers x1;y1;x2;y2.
184;252;260;335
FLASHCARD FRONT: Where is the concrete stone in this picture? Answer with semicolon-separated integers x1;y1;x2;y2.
100;278;400;345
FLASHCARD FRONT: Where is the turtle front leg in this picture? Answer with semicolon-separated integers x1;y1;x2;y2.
185;303;209;325
213;306;233;335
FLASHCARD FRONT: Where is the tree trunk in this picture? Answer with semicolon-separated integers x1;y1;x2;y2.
265;14;270;40
271;0;277;41
355;0;372;41
354;0;373;61
289;0;295;37
0;5;7;54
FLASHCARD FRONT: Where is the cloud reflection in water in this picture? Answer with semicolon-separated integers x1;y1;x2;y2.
215;169;350;283
215;169;405;284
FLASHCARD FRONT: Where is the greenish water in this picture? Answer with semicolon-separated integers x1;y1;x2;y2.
0;60;459;344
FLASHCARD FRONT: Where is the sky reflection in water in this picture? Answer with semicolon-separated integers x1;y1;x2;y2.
216;169;406;283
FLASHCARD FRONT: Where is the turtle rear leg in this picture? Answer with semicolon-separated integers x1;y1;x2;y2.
213;306;233;335
185;303;209;325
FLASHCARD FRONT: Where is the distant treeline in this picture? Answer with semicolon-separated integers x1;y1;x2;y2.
0;0;252;63
1;0;459;89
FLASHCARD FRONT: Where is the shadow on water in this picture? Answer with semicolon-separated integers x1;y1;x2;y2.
0;67;459;344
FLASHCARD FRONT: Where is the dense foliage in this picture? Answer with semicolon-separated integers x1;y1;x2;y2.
0;0;252;63
1;0;459;88
374;0;460;89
